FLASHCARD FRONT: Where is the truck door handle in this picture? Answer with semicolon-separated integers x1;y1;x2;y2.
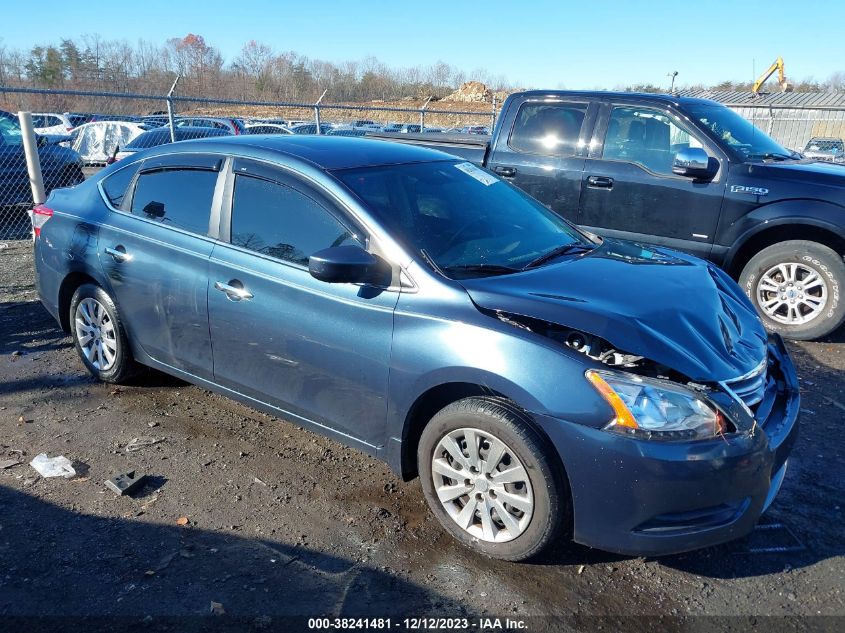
214;280;254;301
494;166;517;178
587;175;614;189
104;246;131;262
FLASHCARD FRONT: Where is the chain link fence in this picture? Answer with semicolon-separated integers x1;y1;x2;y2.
0;85;497;240
728;104;845;154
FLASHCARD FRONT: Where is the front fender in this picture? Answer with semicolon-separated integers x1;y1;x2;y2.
722;198;845;271
386;307;612;443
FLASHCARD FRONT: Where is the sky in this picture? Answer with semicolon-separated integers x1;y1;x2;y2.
2;0;843;90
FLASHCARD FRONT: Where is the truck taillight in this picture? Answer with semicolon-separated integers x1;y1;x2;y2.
29;205;54;237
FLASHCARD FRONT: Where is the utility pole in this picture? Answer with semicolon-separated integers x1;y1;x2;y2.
667;71;679;93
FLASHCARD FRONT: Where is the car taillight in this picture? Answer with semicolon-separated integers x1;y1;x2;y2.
66;127;73;131
29;205;54;237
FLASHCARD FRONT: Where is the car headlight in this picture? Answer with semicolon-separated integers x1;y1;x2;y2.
586;369;727;440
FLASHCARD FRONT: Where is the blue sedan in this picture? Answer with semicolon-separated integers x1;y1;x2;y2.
31;135;799;560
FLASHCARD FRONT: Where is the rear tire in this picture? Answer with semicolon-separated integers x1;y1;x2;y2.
69;284;139;383
418;397;568;561
739;240;845;341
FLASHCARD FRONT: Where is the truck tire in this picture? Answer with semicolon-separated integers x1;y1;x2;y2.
739;240;845;340
418;397;569;561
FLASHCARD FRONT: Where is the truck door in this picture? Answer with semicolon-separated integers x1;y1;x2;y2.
486;98;596;224
577;101;726;259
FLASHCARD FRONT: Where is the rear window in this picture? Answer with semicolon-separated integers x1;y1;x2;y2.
101;163;141;209
508;102;587;157
130;168;218;235
126;131;168;149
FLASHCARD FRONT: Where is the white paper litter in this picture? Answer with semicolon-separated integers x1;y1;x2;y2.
30;453;76;478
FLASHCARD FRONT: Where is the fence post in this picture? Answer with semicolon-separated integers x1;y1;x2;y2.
18;112;45;206
314;89;327;135
491;94;497;131
166;75;180;143
420;96;432;132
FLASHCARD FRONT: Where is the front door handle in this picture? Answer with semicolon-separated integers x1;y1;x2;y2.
587;175;614;189
104;246;131;262
214;280;254;301
494;166;517;178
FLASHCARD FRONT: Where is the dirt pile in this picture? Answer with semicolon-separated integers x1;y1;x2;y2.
442;81;493;103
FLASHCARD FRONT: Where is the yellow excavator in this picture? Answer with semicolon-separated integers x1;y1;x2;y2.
752;56;793;95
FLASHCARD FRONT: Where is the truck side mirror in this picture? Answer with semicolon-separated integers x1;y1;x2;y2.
673;148;717;179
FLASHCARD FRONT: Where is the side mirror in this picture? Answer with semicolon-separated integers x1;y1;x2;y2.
672;148;717;179
309;245;385;284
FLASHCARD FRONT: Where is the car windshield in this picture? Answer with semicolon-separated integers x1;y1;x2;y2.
805;139;844;152
0;113;24;145
335;161;591;277
684;103;794;160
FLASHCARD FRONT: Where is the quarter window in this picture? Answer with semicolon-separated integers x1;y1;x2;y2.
130;168;218;234
230;174;360;266
603;106;707;176
509;102;588;157
101;163;141;209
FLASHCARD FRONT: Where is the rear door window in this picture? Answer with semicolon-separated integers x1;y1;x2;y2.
508;102;588;157
230;174;361;266
130;168;218;235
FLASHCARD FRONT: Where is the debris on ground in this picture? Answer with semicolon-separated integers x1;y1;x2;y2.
176;516;190;526
105;470;147;496
0;458;21;469
210;601;226;616
125;437;164;453
29;453;76;478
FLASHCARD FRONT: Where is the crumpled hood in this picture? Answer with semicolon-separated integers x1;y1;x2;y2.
460;239;768;382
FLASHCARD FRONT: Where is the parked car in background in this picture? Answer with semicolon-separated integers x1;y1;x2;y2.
112;126;231;161
803;137;845;163
32;135;798;561
246;123;294;135
327;128;367;137
461;125;491;135
288;124;333;135
381;123;403;133
141;115;170;128
71;121;146;165
89;114;144;124
0;110;84;207
377;90;845;340
174;117;247;135
32;112;91;135
286;119;309;128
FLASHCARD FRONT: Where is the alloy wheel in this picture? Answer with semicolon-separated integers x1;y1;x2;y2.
74;297;118;371
756;262;828;325
431;427;534;543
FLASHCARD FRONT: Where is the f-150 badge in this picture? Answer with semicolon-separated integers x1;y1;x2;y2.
731;185;769;196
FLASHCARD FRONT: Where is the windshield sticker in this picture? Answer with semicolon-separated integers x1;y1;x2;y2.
454;162;499;186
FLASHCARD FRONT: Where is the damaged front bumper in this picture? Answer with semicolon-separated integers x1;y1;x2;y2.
534;334;800;557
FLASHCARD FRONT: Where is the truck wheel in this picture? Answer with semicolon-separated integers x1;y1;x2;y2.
739;240;845;340
417;397;569;561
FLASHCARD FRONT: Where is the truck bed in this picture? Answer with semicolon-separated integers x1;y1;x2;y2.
365;132;489;164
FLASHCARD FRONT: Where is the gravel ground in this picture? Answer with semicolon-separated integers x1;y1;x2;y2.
0;240;843;632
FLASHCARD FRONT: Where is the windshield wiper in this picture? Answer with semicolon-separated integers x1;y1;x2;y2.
749;152;795;161
441;263;522;277
522;242;595;270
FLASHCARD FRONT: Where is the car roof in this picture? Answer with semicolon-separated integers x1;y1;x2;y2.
513;89;723;107
153;135;453;170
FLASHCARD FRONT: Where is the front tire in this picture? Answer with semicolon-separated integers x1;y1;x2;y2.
69;283;139;383
418;397;568;561
739;240;845;341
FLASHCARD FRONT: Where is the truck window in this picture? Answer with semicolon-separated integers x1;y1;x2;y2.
603;106;705;176
508;102;587;157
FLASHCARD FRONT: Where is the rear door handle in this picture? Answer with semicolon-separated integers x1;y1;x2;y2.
494;166;517;178
104;246;131;262
214;280;254;301
587;175;614;189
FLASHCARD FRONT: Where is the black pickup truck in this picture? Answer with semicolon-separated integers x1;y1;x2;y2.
372;90;845;340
